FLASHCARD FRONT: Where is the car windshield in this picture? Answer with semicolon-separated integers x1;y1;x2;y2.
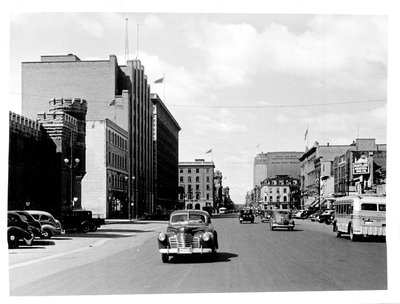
241;210;252;214
276;211;290;218
170;213;206;224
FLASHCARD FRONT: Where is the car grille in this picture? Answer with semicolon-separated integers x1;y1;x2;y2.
169;233;200;248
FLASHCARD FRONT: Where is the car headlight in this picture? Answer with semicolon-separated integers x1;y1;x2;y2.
158;232;167;242
202;232;213;242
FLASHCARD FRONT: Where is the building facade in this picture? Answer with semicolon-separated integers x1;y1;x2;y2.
299;142;350;207
151;93;181;211
8;98;87;216
253;151;303;187
179;159;215;211
82;119;128;219
21;54;154;217
332;139;386;196
260;176;300;210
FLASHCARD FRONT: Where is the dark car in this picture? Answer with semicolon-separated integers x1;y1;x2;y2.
144;210;170;220
270;210;295;231
12;210;42;238
157;210;218;263
261;210;274;223
239;209;255;223
7;211;35;249
60;209;105;232
318;209;335;224
309;210;323;222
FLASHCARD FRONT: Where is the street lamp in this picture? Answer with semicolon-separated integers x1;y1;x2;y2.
64;157;80;208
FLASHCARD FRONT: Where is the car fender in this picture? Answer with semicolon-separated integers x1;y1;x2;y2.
40;223;58;233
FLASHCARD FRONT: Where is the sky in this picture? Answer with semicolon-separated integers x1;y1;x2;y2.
2;1;400;303
6;10;388;205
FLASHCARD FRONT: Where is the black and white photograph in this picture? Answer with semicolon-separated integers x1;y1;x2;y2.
2;0;400;303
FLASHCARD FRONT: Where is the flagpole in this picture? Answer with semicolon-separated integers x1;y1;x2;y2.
163;73;165;102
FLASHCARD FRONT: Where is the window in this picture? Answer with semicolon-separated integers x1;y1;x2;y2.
188;169;192;173
180;169;183;173
379;204;386;211
283;188;287;193
206;185;210;190
196;168;199;173
180;176;183;182
188;176;192;183
196;176;200;182
196;184;200;190
207;194;210;200
361;203;377;211
283;196;287;202
206;176;210;182
269;196;273;201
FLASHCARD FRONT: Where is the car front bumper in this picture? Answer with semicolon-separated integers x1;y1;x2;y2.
271;223;295;229
159;247;213;254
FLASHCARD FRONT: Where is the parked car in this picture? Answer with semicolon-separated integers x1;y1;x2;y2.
270;210;295;231
261;210;274;223
292;210;307;219
7;211;35;248
238;209;255;223
319;209;335;224
26;210;63;238
157;210;218;263
144;210;170;220
60;209;105;232
309;210;323;222
12;210;42;238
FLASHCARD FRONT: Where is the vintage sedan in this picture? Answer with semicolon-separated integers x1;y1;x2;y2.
270;209;295;231
157;210;218;263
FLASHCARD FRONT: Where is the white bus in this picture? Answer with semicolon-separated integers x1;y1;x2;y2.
333;195;386;241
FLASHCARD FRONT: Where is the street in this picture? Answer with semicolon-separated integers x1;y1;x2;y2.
9;215;387;296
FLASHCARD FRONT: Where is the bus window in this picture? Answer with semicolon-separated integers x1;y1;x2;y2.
379;204;386;211
361;203;377;211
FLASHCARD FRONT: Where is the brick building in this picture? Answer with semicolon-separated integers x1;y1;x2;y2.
21;54;156;217
8;98;87;216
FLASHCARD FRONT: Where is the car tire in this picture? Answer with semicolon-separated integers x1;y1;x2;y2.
161;254;169;263
41;228;53;239
81;222;91;233
8;233;19;249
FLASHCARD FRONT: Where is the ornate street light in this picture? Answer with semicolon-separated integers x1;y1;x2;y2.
64;157;80;208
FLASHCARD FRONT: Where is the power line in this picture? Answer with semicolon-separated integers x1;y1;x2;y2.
168;99;386;109
10;91;386;109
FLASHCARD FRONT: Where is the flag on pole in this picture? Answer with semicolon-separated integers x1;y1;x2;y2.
205;149;212;154
304;128;308;140
154;76;164;84
107;99;116;107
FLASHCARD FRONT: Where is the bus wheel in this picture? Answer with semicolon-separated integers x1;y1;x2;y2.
350;227;358;242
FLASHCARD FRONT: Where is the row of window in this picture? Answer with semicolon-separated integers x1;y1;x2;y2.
108;174;127;190
108;129;127;151
108;152;127;170
264;195;289;202
180;176;211;183
179;193;211;200
181;184;211;191
179;168;211;174
264;180;298;186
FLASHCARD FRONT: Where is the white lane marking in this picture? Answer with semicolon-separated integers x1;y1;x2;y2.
9;238;110;270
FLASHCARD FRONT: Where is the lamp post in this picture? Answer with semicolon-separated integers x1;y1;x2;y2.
64;131;79;209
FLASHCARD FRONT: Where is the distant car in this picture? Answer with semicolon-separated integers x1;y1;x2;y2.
11;210;43;238
144;210;170;220
238;209;255;223
309;210;323;222
270;210;295;231
157;210;218;263
27;210;63;238
261;210;274;223
319;209;335;224
7;211;35;249
60;209;104;232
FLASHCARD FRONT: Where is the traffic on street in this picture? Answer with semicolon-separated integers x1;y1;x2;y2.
9;213;387;296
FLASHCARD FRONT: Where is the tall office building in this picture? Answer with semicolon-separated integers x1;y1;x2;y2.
22;54;154;217
253;151;303;187
151;93;181;211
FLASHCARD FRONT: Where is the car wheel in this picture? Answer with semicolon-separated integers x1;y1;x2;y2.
41;228;53;239
8;233;19;249
161;254;169;263
81;222;91;233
